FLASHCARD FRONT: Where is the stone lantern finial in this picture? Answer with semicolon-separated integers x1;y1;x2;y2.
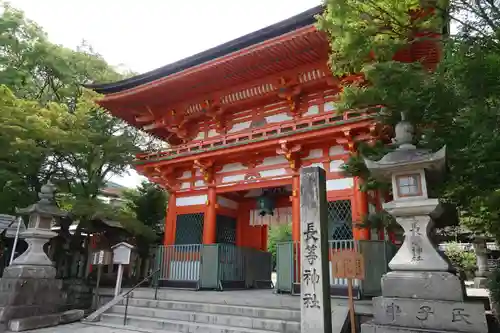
38;179;56;204
392;111;416;150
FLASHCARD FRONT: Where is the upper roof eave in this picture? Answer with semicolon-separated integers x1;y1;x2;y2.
86;5;324;95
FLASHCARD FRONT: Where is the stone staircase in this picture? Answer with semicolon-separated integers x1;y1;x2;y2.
88;289;302;333
84;288;365;333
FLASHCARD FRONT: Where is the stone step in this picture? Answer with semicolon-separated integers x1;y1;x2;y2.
128;289;300;310
110;304;299;333
101;313;278;333
84;321;178;333
120;297;301;322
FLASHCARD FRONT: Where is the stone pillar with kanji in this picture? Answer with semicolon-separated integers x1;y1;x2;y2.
300;167;332;333
361;113;488;333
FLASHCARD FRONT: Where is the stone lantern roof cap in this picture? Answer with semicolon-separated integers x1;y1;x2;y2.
363;112;446;181
16;180;68;218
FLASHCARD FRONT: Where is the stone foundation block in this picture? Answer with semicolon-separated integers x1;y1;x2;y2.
362;321;471;333
8;313;60;332
2;265;56;279
372;296;487;333
381;271;466;301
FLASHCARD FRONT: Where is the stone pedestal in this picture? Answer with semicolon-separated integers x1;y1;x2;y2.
361;200;487;333
473;236;489;288
0;276;64;322
361;205;488;333
0;180;68;330
0;231;66;327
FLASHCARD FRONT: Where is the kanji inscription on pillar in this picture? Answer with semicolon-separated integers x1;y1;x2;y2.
300;167;332;333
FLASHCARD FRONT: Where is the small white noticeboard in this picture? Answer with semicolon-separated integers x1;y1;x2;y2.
111;242;134;265
111;242;135;296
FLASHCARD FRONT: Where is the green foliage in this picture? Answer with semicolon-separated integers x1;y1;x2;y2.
444;242;477;276
267;224;292;268
318;1;500;239
317;0;448;76
123;181;168;234
0;3;161;242
360;210;399;231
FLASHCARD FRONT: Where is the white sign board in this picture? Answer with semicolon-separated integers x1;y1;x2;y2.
112;242;134;265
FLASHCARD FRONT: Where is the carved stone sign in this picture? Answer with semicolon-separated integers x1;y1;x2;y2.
331;250;365;280
372;297;488;333
300;167;332;333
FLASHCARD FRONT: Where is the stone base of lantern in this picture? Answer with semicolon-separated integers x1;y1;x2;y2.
0;265;64;330
362;322;482;333
361;271;489;333
474;277;488;289
381;271;467;302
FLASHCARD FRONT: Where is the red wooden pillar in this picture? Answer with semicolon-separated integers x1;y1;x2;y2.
203;186;217;244
352;177;371;241
236;202;249;247
260;225;268;251
291;173;301;242
164;192;177;245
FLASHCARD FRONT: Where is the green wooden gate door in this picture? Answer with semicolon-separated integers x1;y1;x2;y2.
199;244;219;289
276;242;294;293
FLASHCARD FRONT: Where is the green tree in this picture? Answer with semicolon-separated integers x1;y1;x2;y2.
123;181;168;235
317;1;500;239
0;2;161;245
267;224;292;269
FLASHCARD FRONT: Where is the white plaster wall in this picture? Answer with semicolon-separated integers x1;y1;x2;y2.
329;145;346;156
181;182;190;189
218;163;247;173
194;180;205;187
176;195;207;206
262;156;287;166
217;196;239;209
304;148;323;160
329;160;345;172
326;178;354;191
303;105;320;116
259;168;287;178
194;131;205;140
178;171;191;179
265;113;293;123
324;102;336;112
228;121;252;133
222;174;246;183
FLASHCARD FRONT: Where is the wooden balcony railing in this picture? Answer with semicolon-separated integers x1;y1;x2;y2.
135;108;378;162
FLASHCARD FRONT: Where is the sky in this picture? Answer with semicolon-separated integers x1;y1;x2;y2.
8;0;321;188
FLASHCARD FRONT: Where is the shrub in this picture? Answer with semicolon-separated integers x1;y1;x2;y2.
444;242;477;278
267;224;292;270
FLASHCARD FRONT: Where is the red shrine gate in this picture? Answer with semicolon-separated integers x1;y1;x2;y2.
89;6;441;295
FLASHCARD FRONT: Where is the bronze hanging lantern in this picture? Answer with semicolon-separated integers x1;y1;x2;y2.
256;193;275;217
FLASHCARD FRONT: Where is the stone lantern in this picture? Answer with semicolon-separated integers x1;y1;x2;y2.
361;113;488;333
0;180;69;327
364;113;448;272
